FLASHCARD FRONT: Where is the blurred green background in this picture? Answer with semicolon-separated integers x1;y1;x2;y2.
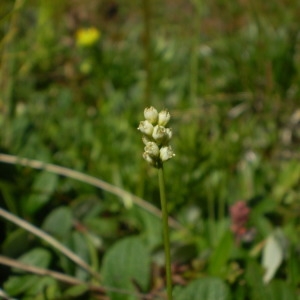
0;0;300;299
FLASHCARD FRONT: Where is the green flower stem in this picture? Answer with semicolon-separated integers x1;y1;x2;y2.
158;166;173;300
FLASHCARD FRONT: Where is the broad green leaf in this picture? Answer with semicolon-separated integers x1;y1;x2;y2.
25;171;58;214
175;277;230;300
101;236;151;300
4;275;39;296
18;248;52;269
25;276;59;299
42;206;72;239
262;233;283;283
4;276;59;299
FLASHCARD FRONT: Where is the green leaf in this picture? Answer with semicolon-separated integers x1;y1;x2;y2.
175;277;230;300
42;206;72;239
273;161;300;201
18;247;52;269
2;229;30;257
58;231;91;280
64;284;89;297
25;276;59;299
245;260;265;300
84;217;119;238
262;233;283;283
4;275;59;298
265;280;298;300
208;230;233;277
4;275;39;296
25;171;58;214
101;236;151;300
134;207;162;249
71;231;91;280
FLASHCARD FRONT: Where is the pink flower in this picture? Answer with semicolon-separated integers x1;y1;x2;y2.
230;201;254;243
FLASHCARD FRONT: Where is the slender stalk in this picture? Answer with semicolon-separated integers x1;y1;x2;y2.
158;166;173;300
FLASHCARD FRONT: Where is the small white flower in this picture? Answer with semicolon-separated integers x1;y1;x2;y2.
138;120;154;136
144;107;158;124
152;125;166;142
143;152;156;166
163;128;173;143
158;110;170;126
160;146;175;162
142;135;152;145
144;142;160;158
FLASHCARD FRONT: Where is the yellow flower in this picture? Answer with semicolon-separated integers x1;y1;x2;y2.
75;27;101;47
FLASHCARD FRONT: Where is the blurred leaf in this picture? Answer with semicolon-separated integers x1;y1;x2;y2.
24;172;58;214
24;276;60;299
42;206;72;239
4;275;59;299
2;229;30;257
208;230;233;277
101;236;151;300
175;277;230;300
84;217;119;238
64;284;89;297
273;162;300;202
262;233;284;283
71;231;91;280
172;243;198;265
134;207;162;250
59;231;91;280
4;275;39;296
265;280;298;300
286;245;300;288
245;259;265;300
18;248;52;269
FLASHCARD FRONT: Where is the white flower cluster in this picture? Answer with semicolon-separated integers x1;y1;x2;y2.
138;107;175;168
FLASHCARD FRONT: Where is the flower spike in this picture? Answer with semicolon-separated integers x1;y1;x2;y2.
138;107;175;168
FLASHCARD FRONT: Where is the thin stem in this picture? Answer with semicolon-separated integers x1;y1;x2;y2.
158;167;173;300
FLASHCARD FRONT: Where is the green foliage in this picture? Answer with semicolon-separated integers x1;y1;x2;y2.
101;236;151;300
175;277;231;300
1;0;300;299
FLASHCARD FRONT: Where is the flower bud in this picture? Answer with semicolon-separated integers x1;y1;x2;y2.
144;142;160;158
160;146;175;162
163;128;173;144
158;110;170;126
138;120;154;136
142;135;152;145
144;107;158;124
152;125;166;143
143;152;156;166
